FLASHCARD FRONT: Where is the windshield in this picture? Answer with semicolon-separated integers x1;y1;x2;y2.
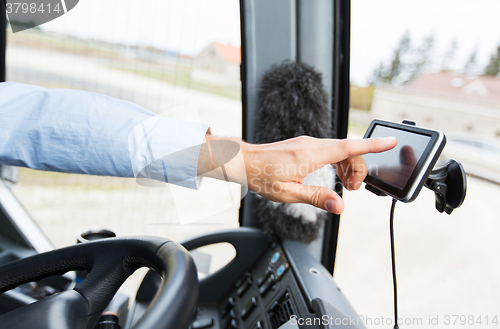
6;0;242;267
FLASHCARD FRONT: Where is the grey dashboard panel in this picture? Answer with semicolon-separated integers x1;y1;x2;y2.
176;228;366;329
0;290;88;329
282;239;367;329
0;179;53;253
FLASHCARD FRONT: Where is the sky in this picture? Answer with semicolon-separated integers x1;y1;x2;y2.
38;0;500;85
42;0;241;53
351;0;500;85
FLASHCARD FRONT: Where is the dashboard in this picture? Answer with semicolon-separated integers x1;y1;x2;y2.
127;229;366;329
0;177;365;329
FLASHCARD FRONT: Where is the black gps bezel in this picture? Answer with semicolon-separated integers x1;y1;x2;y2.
363;120;446;202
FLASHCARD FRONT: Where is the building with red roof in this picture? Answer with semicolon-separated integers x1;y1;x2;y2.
371;71;500;138
191;42;241;86
409;72;500;104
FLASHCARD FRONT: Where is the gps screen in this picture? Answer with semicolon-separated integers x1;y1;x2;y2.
363;125;431;189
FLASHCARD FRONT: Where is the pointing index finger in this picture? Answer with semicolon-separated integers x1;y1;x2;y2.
326;137;398;163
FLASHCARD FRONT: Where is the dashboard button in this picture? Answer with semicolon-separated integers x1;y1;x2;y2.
257;267;271;286
271;251;280;264
221;297;235;318
240;296;258;320
237;276;252;297
225;318;238;329
251;321;264;329
276;264;287;278
235;272;251;288
192;317;214;329
259;274;275;296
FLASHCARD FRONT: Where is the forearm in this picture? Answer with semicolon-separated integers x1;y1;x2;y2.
0;82;145;176
197;134;249;186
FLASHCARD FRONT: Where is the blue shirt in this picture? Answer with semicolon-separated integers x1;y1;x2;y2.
0;82;209;189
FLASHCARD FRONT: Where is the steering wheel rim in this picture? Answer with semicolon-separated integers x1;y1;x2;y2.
0;236;198;329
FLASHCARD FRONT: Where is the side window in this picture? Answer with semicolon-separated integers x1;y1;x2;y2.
338;1;500;326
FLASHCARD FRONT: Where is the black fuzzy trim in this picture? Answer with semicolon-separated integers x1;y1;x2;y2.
254;61;332;243
256;60;332;143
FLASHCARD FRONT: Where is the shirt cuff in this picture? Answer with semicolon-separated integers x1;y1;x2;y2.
128;116;210;189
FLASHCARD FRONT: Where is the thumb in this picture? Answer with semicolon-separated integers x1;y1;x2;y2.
289;184;345;214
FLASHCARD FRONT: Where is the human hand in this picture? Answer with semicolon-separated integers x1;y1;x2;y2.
241;136;397;214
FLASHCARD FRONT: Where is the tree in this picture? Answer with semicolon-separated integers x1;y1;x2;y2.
369;63;386;86
385;31;411;83
441;39;458;71
483;44;500;77
406;34;435;82
370;31;434;86
370;31;411;86
463;48;478;76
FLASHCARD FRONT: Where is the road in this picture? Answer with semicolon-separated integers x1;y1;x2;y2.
336;176;500;328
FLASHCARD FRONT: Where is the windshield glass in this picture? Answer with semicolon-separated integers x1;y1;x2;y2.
6;0;242;250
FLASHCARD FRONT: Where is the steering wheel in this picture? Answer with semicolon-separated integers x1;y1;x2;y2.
0;237;198;329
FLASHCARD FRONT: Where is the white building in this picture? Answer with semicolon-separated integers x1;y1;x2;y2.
191;42;241;86
371;72;500;138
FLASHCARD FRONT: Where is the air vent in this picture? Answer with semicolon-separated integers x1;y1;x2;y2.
268;290;297;329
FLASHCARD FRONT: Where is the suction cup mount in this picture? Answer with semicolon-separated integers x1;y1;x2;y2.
424;159;467;214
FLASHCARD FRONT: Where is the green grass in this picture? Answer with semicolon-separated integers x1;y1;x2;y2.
16;168;135;191
347;119;369;136
117;67;242;100
8;30;124;59
350;84;374;112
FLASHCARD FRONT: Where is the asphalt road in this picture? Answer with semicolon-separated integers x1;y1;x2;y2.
336;175;500;329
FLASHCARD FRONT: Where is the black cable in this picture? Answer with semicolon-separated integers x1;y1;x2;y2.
390;198;399;329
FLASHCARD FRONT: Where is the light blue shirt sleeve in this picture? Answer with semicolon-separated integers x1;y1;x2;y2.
0;82;209;189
